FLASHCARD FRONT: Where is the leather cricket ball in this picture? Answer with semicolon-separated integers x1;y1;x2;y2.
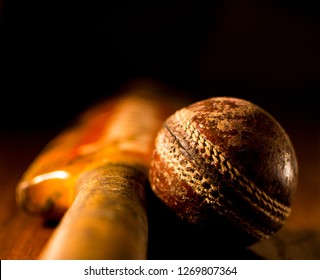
149;96;298;246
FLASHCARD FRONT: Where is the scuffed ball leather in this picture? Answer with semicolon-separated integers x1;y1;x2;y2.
149;97;298;246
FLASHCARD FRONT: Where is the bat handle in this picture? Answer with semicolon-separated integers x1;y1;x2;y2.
38;163;148;260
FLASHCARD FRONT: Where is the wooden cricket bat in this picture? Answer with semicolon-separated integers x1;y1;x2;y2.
15;79;185;259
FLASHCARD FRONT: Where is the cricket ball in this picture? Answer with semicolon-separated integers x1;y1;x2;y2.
149;96;298;246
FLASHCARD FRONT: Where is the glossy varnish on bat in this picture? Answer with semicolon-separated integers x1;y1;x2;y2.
17;82;181;220
15;80;184;259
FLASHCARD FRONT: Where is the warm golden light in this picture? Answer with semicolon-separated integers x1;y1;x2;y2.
31;170;70;185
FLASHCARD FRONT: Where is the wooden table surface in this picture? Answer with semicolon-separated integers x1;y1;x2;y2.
0;92;319;260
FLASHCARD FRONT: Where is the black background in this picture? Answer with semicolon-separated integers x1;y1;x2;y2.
1;0;320;130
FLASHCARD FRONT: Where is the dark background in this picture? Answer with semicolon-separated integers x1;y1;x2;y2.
1;0;320;130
